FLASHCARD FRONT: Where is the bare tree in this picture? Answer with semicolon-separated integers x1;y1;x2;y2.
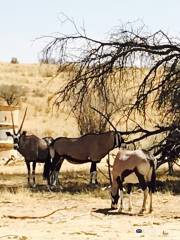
69;82;124;135
42;22;180;170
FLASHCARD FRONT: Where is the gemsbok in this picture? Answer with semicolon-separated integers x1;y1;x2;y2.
48;131;123;186
111;149;156;214
6;108;53;187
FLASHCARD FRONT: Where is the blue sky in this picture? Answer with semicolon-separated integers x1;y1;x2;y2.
1;0;180;63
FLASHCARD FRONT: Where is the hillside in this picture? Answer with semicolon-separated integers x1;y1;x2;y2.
0;62;79;138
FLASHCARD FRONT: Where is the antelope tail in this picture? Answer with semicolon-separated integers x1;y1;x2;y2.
150;160;156;193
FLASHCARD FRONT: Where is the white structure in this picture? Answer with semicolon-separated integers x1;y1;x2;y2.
0;105;19;160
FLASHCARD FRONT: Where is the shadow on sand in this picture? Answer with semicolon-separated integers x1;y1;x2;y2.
92;207;137;216
0;170;180;195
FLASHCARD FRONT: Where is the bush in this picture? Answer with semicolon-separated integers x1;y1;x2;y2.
32;88;45;98
0;84;28;105
39;58;56;64
39;65;56;78
10;57;19;64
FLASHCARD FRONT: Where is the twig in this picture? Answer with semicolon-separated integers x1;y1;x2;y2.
90;106;117;131
97;167;109;181
90;212;104;220
4;155;15;165
0;201;13;204
3;206;77;219
161;215;180;219
0;235;19;239
71;231;98;236
69;213;88;220
174;161;180;167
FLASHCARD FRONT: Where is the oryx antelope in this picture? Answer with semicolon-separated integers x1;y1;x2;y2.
111;149;156;214
6;108;53;187
48;131;123;186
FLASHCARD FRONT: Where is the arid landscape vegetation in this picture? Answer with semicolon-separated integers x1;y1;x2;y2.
0;62;80;138
0;62;179;239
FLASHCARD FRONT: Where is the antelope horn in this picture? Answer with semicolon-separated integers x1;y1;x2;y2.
11;111;16;134
18;107;28;134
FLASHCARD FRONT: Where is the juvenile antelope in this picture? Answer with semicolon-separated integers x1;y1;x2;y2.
111;149;156;214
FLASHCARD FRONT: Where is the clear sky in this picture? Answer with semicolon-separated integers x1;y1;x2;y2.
1;0;180;63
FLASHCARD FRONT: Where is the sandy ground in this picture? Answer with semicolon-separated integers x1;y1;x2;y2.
0;162;180;240
0;191;180;240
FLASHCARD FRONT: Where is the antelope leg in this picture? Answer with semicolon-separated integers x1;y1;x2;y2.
32;161;36;188
25;161;31;186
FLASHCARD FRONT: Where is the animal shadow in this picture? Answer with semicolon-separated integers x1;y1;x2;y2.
92;208;136;216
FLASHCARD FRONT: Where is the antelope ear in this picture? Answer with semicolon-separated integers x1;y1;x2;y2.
6;132;12;137
22;131;27;136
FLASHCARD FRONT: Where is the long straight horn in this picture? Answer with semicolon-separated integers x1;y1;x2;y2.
90;106;117;132
11;111;16;134
18;107;28;134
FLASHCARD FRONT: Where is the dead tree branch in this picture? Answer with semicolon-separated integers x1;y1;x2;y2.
42;21;180;168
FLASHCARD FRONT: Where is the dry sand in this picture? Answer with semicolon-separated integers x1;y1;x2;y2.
0;163;179;240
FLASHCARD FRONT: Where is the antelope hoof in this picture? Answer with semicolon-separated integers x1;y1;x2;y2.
149;208;153;213
128;207;132;212
138;209;146;215
49;185;57;191
51;180;58;187
111;204;118;210
32;183;36;188
118;207;123;213
89;183;100;188
47;185;52;192
58;185;63;191
50;184;63;192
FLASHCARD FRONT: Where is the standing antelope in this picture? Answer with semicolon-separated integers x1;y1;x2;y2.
6;108;53;187
48;131;123;186
111;149;156;214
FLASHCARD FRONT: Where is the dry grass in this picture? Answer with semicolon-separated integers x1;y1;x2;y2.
0;62;80;137
0;164;179;200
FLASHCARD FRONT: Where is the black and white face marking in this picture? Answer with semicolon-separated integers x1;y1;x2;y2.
13;133;21;149
6;132;21;150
